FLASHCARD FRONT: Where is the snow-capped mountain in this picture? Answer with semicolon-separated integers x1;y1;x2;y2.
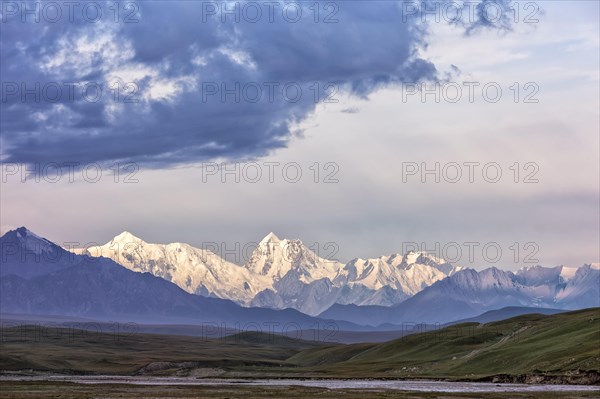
335;252;461;297
246;232;342;283
3;227;598;327
319;264;600;326
73;231;462;315
246;232;347;315
287;252;463;313
554;264;600;309
75;231;270;304
0;228;360;329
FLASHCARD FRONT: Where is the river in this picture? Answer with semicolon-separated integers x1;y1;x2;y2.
2;376;599;392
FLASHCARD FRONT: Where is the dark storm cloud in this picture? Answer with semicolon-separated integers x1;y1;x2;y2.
463;0;517;34
1;1;511;167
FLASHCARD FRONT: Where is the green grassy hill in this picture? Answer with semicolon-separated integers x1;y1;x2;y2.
0;326;319;375
288;308;600;382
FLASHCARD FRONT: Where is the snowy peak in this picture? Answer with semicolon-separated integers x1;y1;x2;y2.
260;232;281;245
111;231;144;244
514;265;581;285
559;266;578;281
337;252;458;294
403;251;445;266
245;236;341;282
399;251;462;276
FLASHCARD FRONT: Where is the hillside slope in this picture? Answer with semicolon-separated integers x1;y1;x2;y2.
289;308;600;382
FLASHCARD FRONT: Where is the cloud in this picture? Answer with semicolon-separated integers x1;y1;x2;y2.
0;1;512;168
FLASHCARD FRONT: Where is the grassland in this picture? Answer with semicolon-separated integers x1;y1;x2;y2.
0;326;319;375
286;308;600;382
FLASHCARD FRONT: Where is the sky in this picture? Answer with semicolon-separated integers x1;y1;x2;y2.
1;1;598;270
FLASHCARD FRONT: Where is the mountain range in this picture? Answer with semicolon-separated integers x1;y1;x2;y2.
319;264;600;325
0;227;359;330
1;227;598;328
74;231;462;315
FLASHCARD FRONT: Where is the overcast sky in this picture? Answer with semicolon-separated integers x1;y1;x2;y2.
1;1;598;270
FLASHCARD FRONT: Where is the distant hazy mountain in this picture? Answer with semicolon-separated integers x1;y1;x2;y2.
0;227;77;278
76;231;461;315
448;306;567;325
319;265;600;326
0;228;360;329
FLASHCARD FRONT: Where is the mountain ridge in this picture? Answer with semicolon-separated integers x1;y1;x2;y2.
4;227;598;327
319;263;600;325
72;230;462;315
0;228;364;330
